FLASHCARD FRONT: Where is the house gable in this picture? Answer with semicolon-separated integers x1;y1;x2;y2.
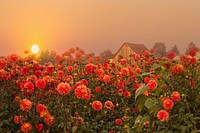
110;42;148;64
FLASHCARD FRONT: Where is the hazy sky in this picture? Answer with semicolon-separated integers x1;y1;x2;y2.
0;0;200;56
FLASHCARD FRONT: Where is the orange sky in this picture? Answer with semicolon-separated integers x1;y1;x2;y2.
0;0;200;56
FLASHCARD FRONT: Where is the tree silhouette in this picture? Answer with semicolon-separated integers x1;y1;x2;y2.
169;45;180;55
100;49;113;61
39;50;57;64
185;42;199;55
153;42;167;57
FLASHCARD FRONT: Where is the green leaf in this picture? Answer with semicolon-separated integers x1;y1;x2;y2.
180;126;189;133
191;130;199;133
161;71;168;79
145;98;155;109
132;115;147;132
137;95;146;112
135;84;148;100
158;129;168;133
135;115;143;125
0;122;3;127
141;72;152;76
8;116;13;122
194;117;200;120
153;63;160;70
0;112;4;117
3;120;9;125
144;98;160;114
166;131;173;133
72;126;77;133
190;117;196;125
179;107;185;113
185;121;193;128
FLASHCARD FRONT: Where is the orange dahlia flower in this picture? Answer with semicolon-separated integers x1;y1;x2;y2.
56;82;71;95
20;122;32;133
20;99;32;112
104;101;114;110
171;91;181;102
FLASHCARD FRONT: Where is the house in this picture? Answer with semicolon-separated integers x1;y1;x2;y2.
109;42;149;64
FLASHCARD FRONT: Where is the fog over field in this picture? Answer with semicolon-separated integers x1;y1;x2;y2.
0;0;200;55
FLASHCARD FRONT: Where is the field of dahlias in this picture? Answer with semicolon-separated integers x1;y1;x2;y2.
0;48;200;133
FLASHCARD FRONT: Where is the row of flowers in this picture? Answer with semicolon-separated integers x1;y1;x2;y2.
0;47;200;132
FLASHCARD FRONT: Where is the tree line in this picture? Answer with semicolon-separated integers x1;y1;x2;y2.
152;42;199;57
39;42;200;63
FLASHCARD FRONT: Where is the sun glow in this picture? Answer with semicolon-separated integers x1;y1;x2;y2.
31;44;40;54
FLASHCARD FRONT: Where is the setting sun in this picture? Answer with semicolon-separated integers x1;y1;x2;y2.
31;44;40;54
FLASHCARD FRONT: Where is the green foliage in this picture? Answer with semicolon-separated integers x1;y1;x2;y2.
135;85;148;100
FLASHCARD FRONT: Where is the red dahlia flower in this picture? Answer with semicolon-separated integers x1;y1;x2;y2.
189;48;196;57
147;80;157;91
0;58;6;69
115;119;123;125
171;91;181;102
163;98;174;110
36;79;46;89
92;100;103;111
157;110;169;121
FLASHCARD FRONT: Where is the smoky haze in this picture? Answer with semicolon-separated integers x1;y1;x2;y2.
0;0;200;56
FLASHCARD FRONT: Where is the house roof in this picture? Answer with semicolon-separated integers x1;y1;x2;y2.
125;42;149;55
113;42;149;57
